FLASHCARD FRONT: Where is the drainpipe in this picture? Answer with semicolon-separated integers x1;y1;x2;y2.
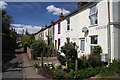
107;0;111;64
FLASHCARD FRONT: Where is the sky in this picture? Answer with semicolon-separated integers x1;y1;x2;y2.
0;1;78;34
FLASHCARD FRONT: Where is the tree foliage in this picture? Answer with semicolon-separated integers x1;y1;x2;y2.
22;35;35;48
31;40;46;57
2;10;13;34
61;38;78;63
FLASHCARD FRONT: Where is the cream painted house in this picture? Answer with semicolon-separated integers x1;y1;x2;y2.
53;1;120;62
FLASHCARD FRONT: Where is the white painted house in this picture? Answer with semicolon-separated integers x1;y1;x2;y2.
54;1;120;62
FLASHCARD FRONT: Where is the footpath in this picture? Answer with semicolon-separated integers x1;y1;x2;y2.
22;52;46;79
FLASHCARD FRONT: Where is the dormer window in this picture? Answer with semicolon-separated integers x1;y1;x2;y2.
89;4;98;26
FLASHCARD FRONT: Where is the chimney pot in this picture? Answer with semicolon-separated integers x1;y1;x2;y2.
59;13;64;20
51;20;54;24
45;24;47;28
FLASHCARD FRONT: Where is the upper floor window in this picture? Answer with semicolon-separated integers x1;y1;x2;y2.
45;31;47;37
50;28;52;37
58;22;60;34
67;18;70;31
89;5;98;26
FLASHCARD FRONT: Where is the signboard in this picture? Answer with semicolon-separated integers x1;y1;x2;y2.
96;25;107;30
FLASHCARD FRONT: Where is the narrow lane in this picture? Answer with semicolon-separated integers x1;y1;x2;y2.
2;44;23;79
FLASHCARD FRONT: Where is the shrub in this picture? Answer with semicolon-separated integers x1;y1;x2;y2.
65;67;101;79
31;40;46;57
22;35;33;48
68;62;75;70
61;38;78;63
88;54;102;67
53;69;65;79
91;45;102;56
109;60;120;74
57;54;67;65
33;62;40;68
98;66;115;78
65;69;75;78
78;56;89;69
54;63;61;70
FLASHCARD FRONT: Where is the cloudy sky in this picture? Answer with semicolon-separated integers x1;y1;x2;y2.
1;1;78;34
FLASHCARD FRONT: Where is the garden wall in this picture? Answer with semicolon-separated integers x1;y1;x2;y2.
27;47;33;60
36;57;58;63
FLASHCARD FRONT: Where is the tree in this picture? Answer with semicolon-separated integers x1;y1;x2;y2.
61;38;78;70
22;35;31;48
1;10;13;35
31;40;46;67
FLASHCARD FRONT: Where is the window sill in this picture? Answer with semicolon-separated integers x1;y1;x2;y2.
89;24;98;27
66;30;70;32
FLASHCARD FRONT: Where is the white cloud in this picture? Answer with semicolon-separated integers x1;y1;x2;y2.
46;5;70;15
0;1;7;9
10;24;42;34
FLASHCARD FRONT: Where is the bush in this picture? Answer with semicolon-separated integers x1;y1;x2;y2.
68;62;75;70
22;35;35;48
54;63;61;70
98;60;120;78
33;62;40;68
109;60;120;74
53;69;65;79
31;40;46;57
78;56;89;69
98;66;115;78
57;55;67;65
88;54;102;67
91;45;102;56
61;38;78;63
65;67;100;79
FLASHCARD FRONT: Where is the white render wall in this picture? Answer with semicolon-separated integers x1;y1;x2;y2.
61;1;109;55
54;1;119;61
44;28;48;42
54;23;64;51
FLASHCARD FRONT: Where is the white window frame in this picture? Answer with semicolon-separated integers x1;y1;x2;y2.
66;18;70;31
79;38;85;53
89;4;98;26
89;35;98;53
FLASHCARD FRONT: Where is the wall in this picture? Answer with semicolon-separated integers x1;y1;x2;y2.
61;1;109;56
27;47;33;60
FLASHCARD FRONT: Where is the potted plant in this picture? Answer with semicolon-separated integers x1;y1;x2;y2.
33;62;40;73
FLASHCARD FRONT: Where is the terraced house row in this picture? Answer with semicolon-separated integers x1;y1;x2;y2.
35;0;120;62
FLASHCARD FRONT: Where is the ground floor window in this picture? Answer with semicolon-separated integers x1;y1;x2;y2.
90;35;98;52
58;38;60;50
80;38;85;52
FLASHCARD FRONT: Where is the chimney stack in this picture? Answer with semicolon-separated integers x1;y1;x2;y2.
78;1;88;9
45;24;47;28
59;13;64;20
51;20;54;25
78;2;82;9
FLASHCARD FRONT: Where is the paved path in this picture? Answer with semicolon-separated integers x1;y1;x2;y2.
2;43;48;79
22;53;46;79
2;53;23;79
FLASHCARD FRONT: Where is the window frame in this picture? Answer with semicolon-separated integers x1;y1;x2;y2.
89;35;98;53
67;18;70;31
58;22;60;34
89;4;98;26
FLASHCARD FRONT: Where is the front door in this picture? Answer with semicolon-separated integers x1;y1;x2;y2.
55;40;57;49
